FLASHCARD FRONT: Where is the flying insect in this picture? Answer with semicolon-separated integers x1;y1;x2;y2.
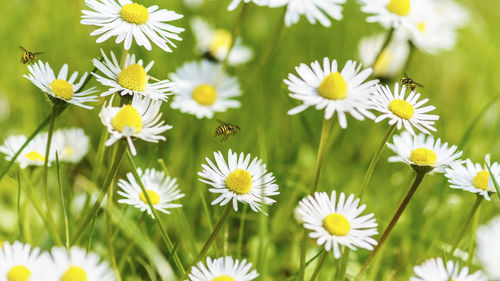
400;73;424;91
214;119;240;142
19;46;43;65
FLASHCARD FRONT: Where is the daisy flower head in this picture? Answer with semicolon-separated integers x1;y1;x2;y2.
169;60;241;119
92;49;175;101
117;168;185;218
190;17;253;65
188;256;259;281
387;131;463;174
228;0;269;11
198;149;279;213
370;82;439;135
268;0;345;27
81;0;184;52
99;94;172;156
359;0;432;31
53;128;90;163
0;133;56;169
285;58;378;128
0;241;54;281
297;191;378;259
52;246;115;281
476;216;500;279
410;257;487;281
24;61;98;109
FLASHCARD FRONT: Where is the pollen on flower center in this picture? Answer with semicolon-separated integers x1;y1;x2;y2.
323;213;351;236
389;99;415;119
139;189;161;205
120;3;149;25
212;276;235;281
225;169;252;194
117;64;148;92
111;105;143;134
472;170;490;191
61;266;87;281
50;79;74;100
209;30;233;55
317;72;348;100
25;151;45;162
7;265;31;281
410;148;437;166
386;0;411;16
192;84;217;105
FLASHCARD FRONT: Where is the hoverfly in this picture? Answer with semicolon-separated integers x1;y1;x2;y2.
19;46;43;65
400;73;424;91
214;119;240;142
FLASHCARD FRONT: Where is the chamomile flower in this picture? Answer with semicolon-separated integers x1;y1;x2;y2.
53;128;90;163
99;94;172;156
476;216;500;279
24;61;98;109
0;241;53;281
297;191;378;259
117;168;184;218
268;0;345;27
187;256;259;281
0;133;56;169
92;49;175;101
228;0;269;11
190;17;253;65
169;60;241;119
370;83;439;135
198;149;279;213
285;58;378;128
358;33;409;78
410;257;487;281
387;131;463;173
52;246;115;281
81;0;184;52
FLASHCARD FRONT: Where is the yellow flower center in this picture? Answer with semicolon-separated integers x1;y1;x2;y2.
473;170;490;191
323;213;351;236
25;151;45;162
209;30;233;55
212;276;235;281
61;266;87;281
373;49;391;75
120;3;149;25
418;22;426;33
386;0;411;16
225;169;252;194
317;72;348;100
389;99;415;119
139;190;161;205
192;84;217;105
410;148;437;166
7;265;31;281
111;105;143;134
50;79;74;100
117;64;148;92
64;146;73;156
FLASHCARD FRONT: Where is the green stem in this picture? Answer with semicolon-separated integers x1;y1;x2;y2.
467;204;481;267
309;251;328;281
371;27;395;69
106;183;122;281
335;247;349;281
449;195;483;257
16;169;24;238
55;154;70;251
402;41;415;73
236;204;249;259
118;212;147;271
286;250;325;281
43;104;59;239
221;2;249;70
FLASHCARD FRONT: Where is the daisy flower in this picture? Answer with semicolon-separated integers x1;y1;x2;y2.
52;246;115;281
190;17;253;65
0;241;54;281
169;60;241;119
297;191;378;258
268;0;345;27
358;33;409;78
228;0;269;11
53;128;90;163
24;61;98;109
188;256;259;281
285;58;378;128
370;82;439;135
0;133;56;169
92;49;175;101
117;168;185;218
81;0;184;52
476;216;500;280
99;94;172;156
387;131;463;173
410;257;487;281
198;149;279;213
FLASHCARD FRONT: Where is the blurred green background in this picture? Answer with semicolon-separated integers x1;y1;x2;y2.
1;0;500;280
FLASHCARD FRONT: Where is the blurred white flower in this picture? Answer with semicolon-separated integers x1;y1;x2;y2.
188;256;258;281
52;246;115;281
268;0;345;27
53;128;90;163
0;133;56;169
0;241;54;281
358;33;409;78
410;257;486;281
476;216;500;280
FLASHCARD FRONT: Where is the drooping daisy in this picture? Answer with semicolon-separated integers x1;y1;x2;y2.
169;60;241;119
188;256;259;281
198;149;279;212
24;61;98;109
99;94;172;155
410;257;487;281
228;0;269;11
297;191;378;258
190;17;253;65
53;128;90;163
358;33;409;78
0;241;54;281
370;83;439;135
0;133;56;169
387;131;463;173
268;0;345;27
92;49;175;101
81;0;184;52
52;246;115;281
285;58;378;128
476;216;500;280
117;168;185;218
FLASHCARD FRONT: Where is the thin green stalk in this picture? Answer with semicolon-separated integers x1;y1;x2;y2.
106;183;122;281
335;247;349;281
449;195;483;257
236;204;249;258
120;49;129;68
17;169;24;238
402;41;415;72
221;2;249;70
43;104;58;215
86;217;97;252
459;96;499;149
371;27;395;69
118;212;147;271
309;251;328;281
286;250;325;281
55;154;70;251
467;204;481;267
